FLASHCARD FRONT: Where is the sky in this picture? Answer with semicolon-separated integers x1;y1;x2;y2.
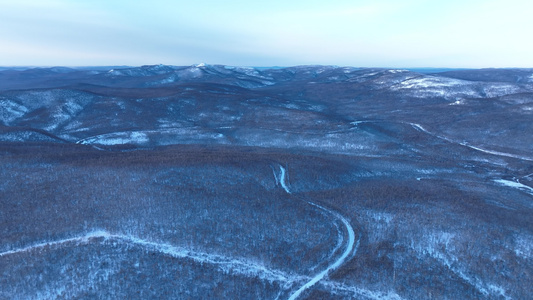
1;0;532;68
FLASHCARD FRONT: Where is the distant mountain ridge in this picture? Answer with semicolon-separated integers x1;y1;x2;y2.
1;65;532;157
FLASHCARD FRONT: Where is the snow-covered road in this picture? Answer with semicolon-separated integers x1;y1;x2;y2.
494;179;533;196
351;120;533;162
276;165;359;300
1;164;368;299
408;122;533;162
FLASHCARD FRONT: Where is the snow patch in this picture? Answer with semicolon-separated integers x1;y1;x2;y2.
388;69;408;74
398;76;465;89
482;84;520;98
0;231;293;284
107;69;123;76
488;284;511;300
450;100;464;105
513;233;533;259
182;66;203;77
234;67;272;80
78;131;149;145
350;121;367;126
0;131;60;142
494;179;533;196
77;128;228;146
0;99;28;125
151;75;176;85
391;76;492;99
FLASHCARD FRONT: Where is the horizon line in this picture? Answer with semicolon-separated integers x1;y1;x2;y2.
1;64;532;70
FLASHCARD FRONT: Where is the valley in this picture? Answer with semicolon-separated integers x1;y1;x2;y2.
0;65;532;299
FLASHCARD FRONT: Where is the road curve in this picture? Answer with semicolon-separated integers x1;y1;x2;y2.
408;122;533;162
350;120;533;162
277;165;359;300
494;179;533;196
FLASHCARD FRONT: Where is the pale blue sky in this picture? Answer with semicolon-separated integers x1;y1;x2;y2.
1;0;532;67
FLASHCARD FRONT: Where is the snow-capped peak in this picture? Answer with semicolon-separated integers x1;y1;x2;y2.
388;69;408;73
195;63;206;68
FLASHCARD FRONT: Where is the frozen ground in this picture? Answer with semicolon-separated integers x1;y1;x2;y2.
0;65;532;299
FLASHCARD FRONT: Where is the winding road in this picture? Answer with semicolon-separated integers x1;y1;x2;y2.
408;122;533;162
350;120;533;162
277;165;359;300
494;179;533;196
2;165;360;299
0;165;396;299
